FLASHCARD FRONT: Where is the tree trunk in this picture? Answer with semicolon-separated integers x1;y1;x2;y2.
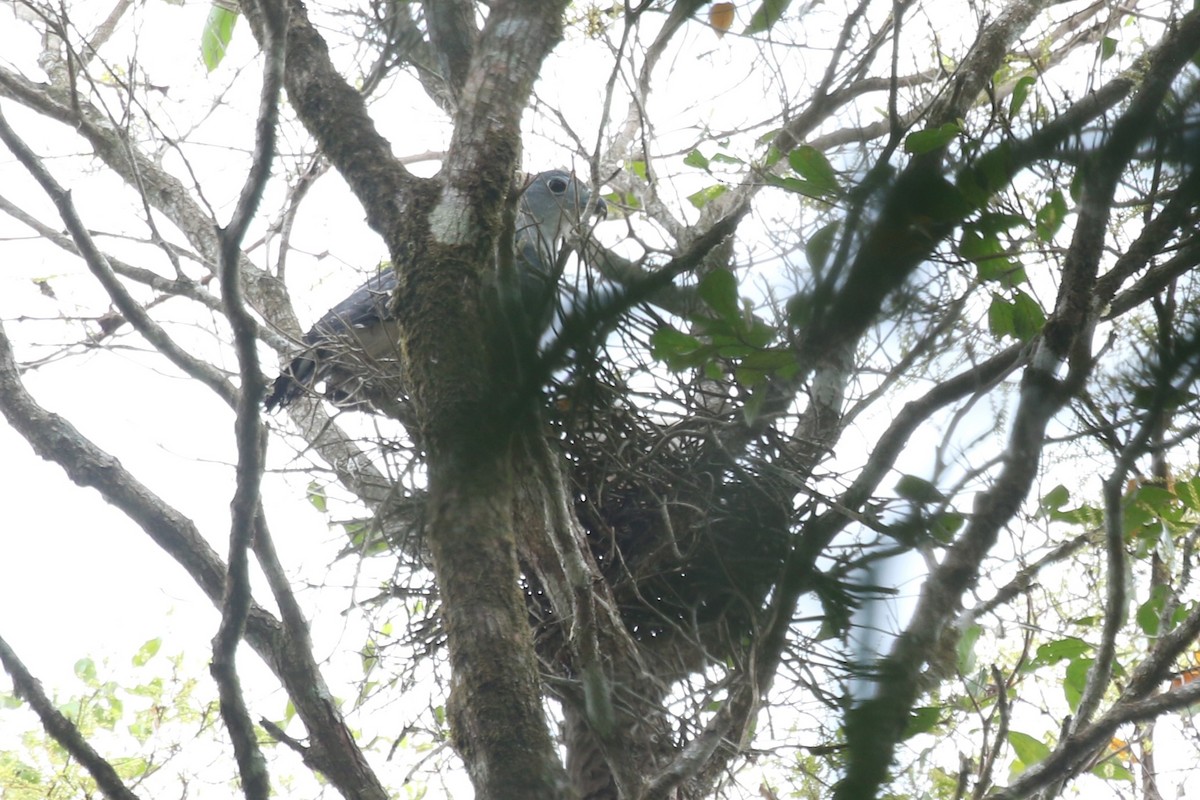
426;449;568;798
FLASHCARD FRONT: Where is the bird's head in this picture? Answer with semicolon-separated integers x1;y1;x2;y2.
517;169;607;255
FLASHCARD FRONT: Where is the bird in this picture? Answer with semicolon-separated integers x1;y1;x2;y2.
265;170;606;412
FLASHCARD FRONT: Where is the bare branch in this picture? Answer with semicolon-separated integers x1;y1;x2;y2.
834;12;1200;796
238;0;412;235
208;0;290;796
423;0;476;105
0;105;238;405
0;313;388;800
0;634;143;800
992;679;1200;799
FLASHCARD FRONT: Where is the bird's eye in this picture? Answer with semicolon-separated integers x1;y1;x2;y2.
547;177;568;194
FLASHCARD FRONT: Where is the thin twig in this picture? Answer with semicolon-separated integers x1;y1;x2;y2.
0;634;143;800
209;0;290;796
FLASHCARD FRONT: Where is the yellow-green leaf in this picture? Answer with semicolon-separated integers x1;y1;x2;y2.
201;5;239;72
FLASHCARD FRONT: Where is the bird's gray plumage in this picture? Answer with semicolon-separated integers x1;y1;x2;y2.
266;170;604;411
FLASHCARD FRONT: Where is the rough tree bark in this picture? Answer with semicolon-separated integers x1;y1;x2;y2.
243;0;578;795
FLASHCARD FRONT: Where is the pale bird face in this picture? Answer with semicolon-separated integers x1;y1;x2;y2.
518;170;607;252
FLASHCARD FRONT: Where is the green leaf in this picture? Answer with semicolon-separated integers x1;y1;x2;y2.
687;183;728;209
967;140;1015;198
1177;477;1200;511
961;227;1023;286
756;129;782;146
739;348;796;373
131;638;161;667
340;521;390;556
766;174;833;201
904;122;961;154
711;152;744;165
201;5;239;72
604;190;639;211
1008;730;1051;772
806;222;838;270
734;367;765;388
650;326;704;369
1136;605;1159;637
1131;484;1176;514
1039;484;1070;516
1069;169;1084;202
742;385;767;426
1101;36;1118;61
1064;657;1093;711
699;268;739;321
307;481;328;513
958;226;993;260
1136;586;1169;636
1011;290;1045;340
628;160;648;180
761;144;784;169
1123;500;1157;540
1131;383;1195;411
744;0;793;35
1033;637;1091;665
787;146;839;195
1035;190;1068;241
103;695;123;727
988;295;1015;339
931;511;964;543
957;623;982;674
1050;502;1104;526
745;320;775;349
684;149;710;170
74;657;97;684
989;291;1044;341
903;706;942;739
1009;75;1036;116
895;474;944;504
1091;759;1134;782
361;640;379;673
1172;601;1192;628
